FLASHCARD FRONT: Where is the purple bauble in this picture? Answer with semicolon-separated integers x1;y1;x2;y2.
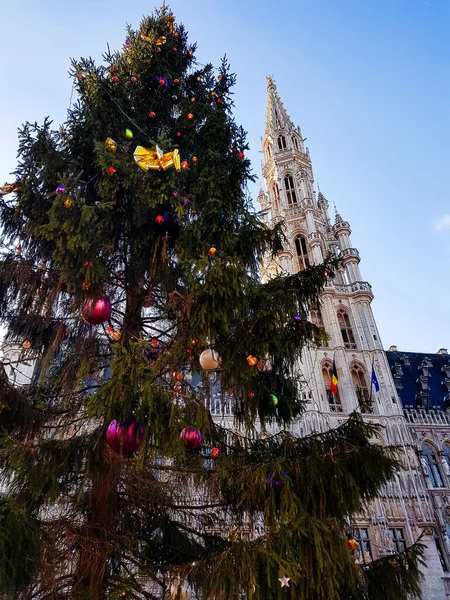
180;426;202;451
293;315;302;323
142;344;160;361
56;185;66;194
106;420;144;455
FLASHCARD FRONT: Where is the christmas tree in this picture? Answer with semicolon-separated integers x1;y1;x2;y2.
0;7;424;600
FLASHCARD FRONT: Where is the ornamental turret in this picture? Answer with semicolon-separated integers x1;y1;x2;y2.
331;210;362;283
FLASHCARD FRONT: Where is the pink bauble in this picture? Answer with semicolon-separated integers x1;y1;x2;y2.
123;422;144;454
81;298;111;325
180;426;202;451
106;420;144;455
106;420;122;453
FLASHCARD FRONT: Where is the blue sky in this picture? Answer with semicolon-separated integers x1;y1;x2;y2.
1;0;449;352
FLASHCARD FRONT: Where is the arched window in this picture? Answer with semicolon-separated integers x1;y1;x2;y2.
294;235;310;271
311;309;324;328
337;308;356;349
277;135;287;150
351;363;372;413
322;360;343;412
292;136;299;150
444;444;450;466
284;175;297;205
422;443;444;488
311;309;327;347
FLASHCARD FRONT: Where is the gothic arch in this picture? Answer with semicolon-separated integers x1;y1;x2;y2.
337;307;357;349
283;174;297;205
349;361;373;413
321;359;342;413
293;234;310;271
277;135;287;150
269;181;280;213
263;140;273;161
422;441;445;488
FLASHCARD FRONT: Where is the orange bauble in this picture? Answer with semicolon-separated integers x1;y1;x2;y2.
346;539;358;552
181;161;189;169
22;340;31;349
174;372;184;381
247;355;258;367
208;247;217;257
187;113;194;120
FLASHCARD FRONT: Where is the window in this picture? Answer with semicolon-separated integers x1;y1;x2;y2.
311;309;324;328
322;360;343;412
444;443;450;467
337;308;356;349
311;310;328;347
272;183;280;212
353;528;373;565
284;175;297;205
292;136;299;150
351;363;372;413
422;443;444;488
294;235;310;270
388;528;406;553
434;529;448;571
277;135;287;150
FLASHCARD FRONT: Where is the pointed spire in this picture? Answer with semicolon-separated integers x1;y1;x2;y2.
257;184;270;212
333;203;344;225
317;185;328;205
265;76;296;137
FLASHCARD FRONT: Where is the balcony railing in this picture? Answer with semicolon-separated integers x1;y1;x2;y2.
404;409;450;426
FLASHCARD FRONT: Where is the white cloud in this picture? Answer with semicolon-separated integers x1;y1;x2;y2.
434;214;450;232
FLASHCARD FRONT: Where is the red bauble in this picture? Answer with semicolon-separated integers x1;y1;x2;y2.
174;78;180;84
112;76;119;83
108;166;116;176
106;420;144;455
238;152;245;160
217;98;222;104
181;161;189;169
81;298;112;325
180;427;202;451
155;215;164;225
249;392;255;399
176;131;181;137
159;79;166;86
149;111;156;118
131;76;137;82
211;447;220;457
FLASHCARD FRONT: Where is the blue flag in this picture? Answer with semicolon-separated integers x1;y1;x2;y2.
371;365;380;392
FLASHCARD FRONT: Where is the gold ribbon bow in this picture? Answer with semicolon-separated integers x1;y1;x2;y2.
0;183;20;196
133;145;181;172
164;16;175;32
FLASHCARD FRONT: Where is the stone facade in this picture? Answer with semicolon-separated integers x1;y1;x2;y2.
250;77;450;599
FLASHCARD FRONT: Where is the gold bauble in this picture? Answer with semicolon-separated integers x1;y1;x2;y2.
199;349;220;370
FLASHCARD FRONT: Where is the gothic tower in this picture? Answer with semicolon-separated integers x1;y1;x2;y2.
259;76;399;424
257;78;446;598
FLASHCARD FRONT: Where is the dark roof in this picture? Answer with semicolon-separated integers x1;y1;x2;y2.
386;350;450;411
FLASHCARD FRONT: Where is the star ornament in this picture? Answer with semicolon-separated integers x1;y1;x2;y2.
278;576;290;588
